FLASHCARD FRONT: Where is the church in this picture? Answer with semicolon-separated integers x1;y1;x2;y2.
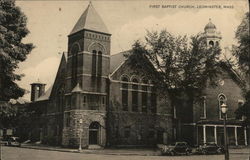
29;2;249;148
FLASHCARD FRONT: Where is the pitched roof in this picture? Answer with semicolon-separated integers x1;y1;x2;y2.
35;53;66;102
36;86;52;102
71;83;83;93
110;50;130;74
70;2;110;35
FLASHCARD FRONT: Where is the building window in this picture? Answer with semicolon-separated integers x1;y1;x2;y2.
238;100;244;121
121;76;129;111
102;96;106;105
124;126;130;138
200;96;206;119
97;51;102;76
66;95;71;109
132;78;139;112
151;86;157;113
71;44;79;87
88;95;99;110
83;95;87;106
141;78;148;113
65;112;70;127
218;94;227;119
92;50;97;76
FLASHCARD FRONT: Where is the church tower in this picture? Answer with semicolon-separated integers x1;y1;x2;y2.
203;19;222;47
63;2;111;148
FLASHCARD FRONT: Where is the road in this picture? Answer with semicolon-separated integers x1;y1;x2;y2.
1;146;250;160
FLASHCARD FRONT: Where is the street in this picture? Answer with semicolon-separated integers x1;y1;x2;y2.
1;146;249;160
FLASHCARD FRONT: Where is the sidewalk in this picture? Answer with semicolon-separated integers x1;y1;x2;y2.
229;147;250;154
20;144;161;156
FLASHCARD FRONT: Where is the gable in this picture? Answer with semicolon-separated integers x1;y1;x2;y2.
110;50;129;74
35;54;66;102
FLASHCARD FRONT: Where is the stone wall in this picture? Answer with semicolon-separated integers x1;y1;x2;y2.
62;110;106;148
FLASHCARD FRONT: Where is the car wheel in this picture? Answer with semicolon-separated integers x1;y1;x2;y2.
186;150;191;156
217;149;222;154
202;150;207;155
170;151;175;156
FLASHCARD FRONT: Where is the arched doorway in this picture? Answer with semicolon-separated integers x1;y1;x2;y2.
89;122;100;145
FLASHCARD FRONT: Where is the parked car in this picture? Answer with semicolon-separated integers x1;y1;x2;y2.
196;142;224;155
6;137;21;147
161;142;192;156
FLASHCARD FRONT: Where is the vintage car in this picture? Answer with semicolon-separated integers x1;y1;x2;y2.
161;142;192;156
6;137;21;147
196;142;224;155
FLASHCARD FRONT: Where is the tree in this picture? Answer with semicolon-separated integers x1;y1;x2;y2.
0;0;34;101
233;12;250;76
127;30;221;98
235;91;250;126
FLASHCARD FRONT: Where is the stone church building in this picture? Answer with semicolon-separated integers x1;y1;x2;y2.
29;3;248;148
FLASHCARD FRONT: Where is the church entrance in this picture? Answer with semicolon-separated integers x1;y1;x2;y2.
89;122;100;145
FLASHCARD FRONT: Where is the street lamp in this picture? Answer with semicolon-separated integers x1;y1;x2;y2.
78;119;83;152
221;103;229;160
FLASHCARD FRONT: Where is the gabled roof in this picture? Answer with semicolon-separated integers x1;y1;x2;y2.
110;50;130;74
35;53;66;102
36;86;52;102
70;2;110;35
219;61;245;88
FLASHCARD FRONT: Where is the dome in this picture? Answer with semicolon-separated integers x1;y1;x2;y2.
204;19;216;30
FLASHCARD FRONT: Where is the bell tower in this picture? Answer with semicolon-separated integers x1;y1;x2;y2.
203;18;222;47
63;2;111;148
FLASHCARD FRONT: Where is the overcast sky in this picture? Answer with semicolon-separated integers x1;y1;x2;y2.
15;0;249;100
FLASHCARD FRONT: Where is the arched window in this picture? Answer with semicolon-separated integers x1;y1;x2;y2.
71;44;79;87
56;87;64;112
132;77;139;112
89;43;105;77
141;78;148;113
121;76;129;111
209;41;214;47
218;94;227;119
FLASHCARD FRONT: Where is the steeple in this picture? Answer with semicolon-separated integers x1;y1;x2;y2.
70;2;110;35
203;18;222;47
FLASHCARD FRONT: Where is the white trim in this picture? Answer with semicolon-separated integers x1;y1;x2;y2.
87;42;106;54
203;125;206;144
64;110;106;113
120;74;130;81
197;124;242;128
66;74;108;79
67;51;110;58
109;78;154;86
244;127;248;146
214;126;217;144
235;126;238;146
130;75;140;83
173;105;177;119
65;91;107;96
120;88;152;93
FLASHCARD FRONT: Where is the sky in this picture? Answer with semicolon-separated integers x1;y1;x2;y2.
14;0;249;101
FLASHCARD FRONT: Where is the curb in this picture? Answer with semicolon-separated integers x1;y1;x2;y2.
19;145;161;156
